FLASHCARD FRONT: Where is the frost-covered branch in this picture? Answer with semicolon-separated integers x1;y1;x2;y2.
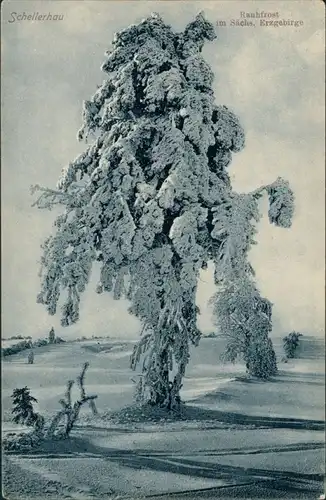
31;185;73;210
251;176;295;228
211;176;294;285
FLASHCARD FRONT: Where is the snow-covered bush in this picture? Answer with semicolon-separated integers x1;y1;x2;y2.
54;336;65;344
3;430;43;452
33;13;294;405
2;334;66;359
283;331;303;359
33;338;48;347
4;335;31;341
2;340;33;357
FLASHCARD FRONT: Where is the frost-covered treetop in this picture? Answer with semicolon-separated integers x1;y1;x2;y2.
34;13;250;328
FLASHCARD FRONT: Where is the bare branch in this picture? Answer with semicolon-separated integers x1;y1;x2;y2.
64;380;74;406
77;362;89;400
45;362;97;438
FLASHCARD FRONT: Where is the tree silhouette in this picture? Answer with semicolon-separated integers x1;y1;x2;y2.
27;350;34;364
11;387;38;426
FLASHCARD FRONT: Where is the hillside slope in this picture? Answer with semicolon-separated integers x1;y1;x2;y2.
2;336;325;499
2;336;324;421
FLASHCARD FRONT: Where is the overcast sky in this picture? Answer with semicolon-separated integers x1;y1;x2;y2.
1;0;325;340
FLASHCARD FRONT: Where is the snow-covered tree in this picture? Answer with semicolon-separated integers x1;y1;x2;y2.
283;331;303;359
212;277;277;378
210;177;293;377
48;327;55;344
33;13;294;406
11;387;38;426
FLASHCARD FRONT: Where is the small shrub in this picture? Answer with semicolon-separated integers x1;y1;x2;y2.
27;351;34;364
75;336;87;342
3;413;45;451
283;331;303;359
3;431;42;451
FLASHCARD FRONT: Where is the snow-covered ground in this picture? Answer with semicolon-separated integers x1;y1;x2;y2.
2;336;325;499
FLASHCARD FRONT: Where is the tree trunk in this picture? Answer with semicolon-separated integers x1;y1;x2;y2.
149;348;170;406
